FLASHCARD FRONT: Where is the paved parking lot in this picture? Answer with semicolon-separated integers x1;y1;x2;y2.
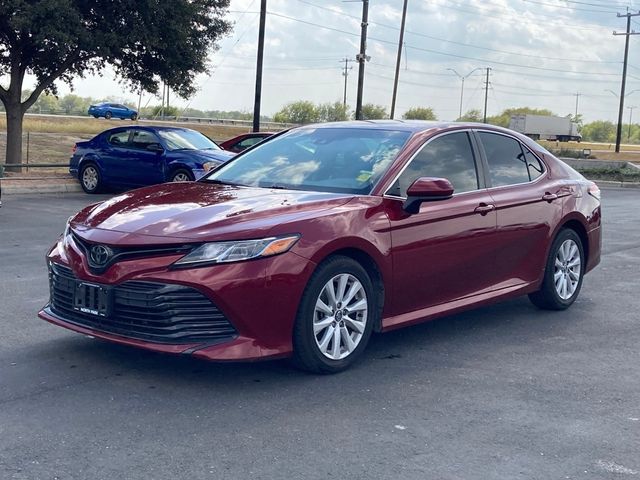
0;189;638;480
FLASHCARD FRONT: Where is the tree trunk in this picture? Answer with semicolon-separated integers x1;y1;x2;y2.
4;100;24;173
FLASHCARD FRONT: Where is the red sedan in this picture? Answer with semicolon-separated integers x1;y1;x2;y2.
219;132;274;153
40;121;601;373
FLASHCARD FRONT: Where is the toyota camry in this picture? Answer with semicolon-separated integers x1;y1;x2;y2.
40;121;602;373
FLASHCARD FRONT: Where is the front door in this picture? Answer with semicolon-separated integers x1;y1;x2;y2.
384;131;500;320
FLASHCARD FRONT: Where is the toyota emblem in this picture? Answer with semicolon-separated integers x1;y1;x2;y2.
89;245;112;266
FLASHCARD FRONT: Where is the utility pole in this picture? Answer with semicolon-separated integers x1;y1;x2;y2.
483;67;492;123
340;57;355;109
627;105;636;142
160;81;166;120
390;0;408;119
253;0;267;132
574;93;581;118
613;10;640;152
355;0;370;120
448;68;482;120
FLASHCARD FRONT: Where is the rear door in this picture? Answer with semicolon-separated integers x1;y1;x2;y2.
474;130;566;286
385;131;500;318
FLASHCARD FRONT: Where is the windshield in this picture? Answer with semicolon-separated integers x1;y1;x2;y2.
157;129;221;151
204;127;411;194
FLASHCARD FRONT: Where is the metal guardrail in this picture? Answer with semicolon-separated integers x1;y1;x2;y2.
9;112;297;129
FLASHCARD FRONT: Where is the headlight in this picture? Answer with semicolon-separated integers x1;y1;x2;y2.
172;235;300;268
203;161;219;172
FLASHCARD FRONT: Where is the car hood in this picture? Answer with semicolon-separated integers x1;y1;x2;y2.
184;149;235;164
71;182;354;244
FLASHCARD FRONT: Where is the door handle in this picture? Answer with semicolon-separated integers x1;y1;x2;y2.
474;203;495;215
542;192;558;202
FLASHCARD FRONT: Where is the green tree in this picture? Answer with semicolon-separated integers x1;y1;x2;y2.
317;102;350;122
273;101;319;124
59;94;86;114
581;120;616;143
29;93;60;113
0;0;231;170
457;109;482;122
402;107;437;120
360;104;388;120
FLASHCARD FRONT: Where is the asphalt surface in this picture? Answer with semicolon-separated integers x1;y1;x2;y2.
0;190;638;480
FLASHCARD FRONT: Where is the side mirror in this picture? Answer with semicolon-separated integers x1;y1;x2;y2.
147;143;164;153
403;177;454;214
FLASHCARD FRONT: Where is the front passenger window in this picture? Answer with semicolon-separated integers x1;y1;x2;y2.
388;132;479;197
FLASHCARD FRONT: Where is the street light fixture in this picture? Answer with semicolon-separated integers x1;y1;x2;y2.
605;88;640;98
448;68;482;120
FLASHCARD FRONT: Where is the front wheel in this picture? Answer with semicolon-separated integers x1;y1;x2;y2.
292;256;376;374
80;163;102;194
529;229;584;310
104;111;112;119
170;168;194;182
130;113;138;121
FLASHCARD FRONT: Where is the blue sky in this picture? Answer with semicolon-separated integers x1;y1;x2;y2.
25;0;640;122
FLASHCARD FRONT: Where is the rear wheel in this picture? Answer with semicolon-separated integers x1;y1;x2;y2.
170;168;193;182
80;163;102;194
105;111;112;119
292;256;375;374
529;229;584;310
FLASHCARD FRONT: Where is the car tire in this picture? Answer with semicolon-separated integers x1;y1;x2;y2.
105;111;112;119
130;113;138;121
169;168;194;183
529;228;585;310
80;163;102;194
292;255;376;374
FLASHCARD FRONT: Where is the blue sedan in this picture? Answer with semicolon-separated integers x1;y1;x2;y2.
88;102;138;120
70;126;235;193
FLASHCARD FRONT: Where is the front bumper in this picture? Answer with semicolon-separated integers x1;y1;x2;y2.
39;236;317;361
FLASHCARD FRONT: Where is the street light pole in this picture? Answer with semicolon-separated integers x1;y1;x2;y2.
447;68;481;120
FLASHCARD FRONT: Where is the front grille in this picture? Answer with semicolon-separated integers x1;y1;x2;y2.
48;263;237;344
70;231;193;274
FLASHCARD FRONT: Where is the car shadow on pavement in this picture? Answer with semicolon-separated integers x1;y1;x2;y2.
34;294;583;394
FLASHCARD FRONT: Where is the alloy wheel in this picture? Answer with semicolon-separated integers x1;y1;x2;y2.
172;172;191;182
554;239;581;300
82;166;99;191
313;273;368;360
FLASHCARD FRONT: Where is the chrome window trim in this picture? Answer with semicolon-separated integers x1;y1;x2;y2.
381;130;481;200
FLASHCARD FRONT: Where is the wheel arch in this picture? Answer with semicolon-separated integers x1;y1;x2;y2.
559;217;590;267
309;244;386;333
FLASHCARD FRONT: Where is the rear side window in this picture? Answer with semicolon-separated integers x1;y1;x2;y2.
479;132;543;186
523;147;544;181
107;130;130;146
387;131;479;197
237;137;264;148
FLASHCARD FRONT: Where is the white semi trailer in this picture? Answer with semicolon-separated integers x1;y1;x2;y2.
509;114;581;142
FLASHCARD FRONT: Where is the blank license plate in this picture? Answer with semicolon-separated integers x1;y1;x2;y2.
73;283;110;317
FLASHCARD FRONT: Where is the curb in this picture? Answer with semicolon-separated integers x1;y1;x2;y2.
0;177;83;195
594;180;640;189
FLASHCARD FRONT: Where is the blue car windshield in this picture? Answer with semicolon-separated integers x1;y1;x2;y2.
204;127;411;194
157;130;221;151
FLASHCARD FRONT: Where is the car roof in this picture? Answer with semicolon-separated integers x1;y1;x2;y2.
101;125;198;134
299;120;515;135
